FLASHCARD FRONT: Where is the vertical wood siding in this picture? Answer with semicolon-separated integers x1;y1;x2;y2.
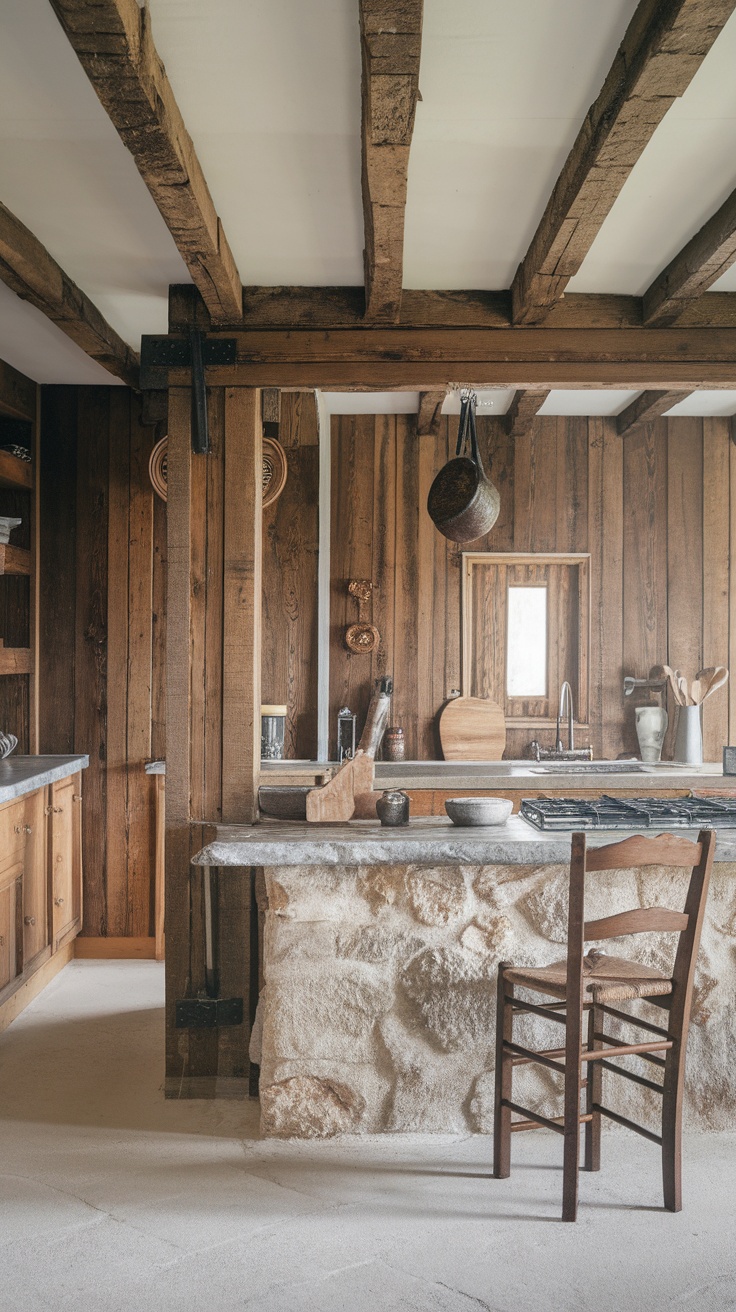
39;387;162;939
329;413;734;762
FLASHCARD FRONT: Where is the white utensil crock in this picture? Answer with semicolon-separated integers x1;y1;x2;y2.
674;705;703;765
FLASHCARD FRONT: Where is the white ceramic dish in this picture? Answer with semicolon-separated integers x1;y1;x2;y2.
445;797;514;826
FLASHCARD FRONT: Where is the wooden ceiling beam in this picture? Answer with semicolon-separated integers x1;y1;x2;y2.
0;201;138;388
511;0;736;326
49;0;242;324
616;389;691;435
171;284;736;333
643;188;736;326
416;390;447;435
360;0;423;322
503;390;551;439
158;323;736;390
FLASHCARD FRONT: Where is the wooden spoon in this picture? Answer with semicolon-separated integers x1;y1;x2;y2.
673;670;690;706
695;666;729;703
690;678;703;706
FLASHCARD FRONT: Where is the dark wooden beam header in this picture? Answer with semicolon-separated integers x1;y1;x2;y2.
158;323;736;390
511;0;736;326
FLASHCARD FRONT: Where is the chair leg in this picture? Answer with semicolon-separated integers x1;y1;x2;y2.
493;962;513;1179
584;1003;601;1172
562;1001;583;1222
662;1040;684;1212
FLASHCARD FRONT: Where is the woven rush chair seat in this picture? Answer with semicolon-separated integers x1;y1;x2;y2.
492;829;716;1221
504;948;674;1004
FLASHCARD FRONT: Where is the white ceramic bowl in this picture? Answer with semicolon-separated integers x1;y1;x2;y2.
445;797;513;827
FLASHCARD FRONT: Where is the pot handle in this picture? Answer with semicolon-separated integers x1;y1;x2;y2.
455;391;487;475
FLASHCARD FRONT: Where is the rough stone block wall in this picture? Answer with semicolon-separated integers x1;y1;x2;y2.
252;862;736;1138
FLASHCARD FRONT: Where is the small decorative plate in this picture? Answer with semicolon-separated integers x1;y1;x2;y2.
149;436;168;501
263;438;288;508
345;622;380;655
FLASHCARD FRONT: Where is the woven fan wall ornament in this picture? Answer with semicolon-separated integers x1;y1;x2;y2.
262;438;288;508
149;436;168;501
345;579;380;654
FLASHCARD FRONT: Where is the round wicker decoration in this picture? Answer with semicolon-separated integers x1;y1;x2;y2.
345;622;380;655
263;438;288;508
149;436;168;501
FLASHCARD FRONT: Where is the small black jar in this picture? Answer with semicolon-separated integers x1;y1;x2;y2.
376;789;410;826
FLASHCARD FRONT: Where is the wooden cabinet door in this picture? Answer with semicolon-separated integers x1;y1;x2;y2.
0;870;22;991
50;780;80;949
22;790;47;965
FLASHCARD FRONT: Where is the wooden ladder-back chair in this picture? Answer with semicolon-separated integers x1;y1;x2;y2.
493;828;716;1221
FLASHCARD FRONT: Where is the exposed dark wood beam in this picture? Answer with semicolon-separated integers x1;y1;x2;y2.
159;324;736;390
0;201;138;388
416;390;447;436
511;0;735;326
360;0;423;322
171;284;736;333
503;390;551;439
643;188;736;326
49;0;242;324
616;389;690;435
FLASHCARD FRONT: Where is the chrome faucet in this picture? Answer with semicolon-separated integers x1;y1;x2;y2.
556;681;574;754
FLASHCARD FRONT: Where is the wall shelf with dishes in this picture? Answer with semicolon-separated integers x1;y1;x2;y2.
0;402;36;750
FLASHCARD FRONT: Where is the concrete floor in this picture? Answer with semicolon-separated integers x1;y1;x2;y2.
0;963;734;1312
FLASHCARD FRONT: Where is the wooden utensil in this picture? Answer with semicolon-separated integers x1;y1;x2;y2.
651;664;684;705
439;696;506;760
694;666;729;703
675;670;691;706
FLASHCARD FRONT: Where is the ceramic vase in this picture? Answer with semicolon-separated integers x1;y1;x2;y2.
635;706;668;763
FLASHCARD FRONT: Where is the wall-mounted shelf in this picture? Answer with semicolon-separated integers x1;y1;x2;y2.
0;646;32;675
0;451;32;491
0;545;30;576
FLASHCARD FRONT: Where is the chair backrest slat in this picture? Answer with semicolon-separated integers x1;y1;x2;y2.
585;833;701;873
584;907;689;940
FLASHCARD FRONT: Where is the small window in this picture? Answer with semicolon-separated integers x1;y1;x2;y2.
506;586;547;697
461;552;590;727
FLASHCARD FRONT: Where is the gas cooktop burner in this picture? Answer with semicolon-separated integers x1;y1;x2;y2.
520;795;736;831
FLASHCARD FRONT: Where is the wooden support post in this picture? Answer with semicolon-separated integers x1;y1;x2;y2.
223;389;262;824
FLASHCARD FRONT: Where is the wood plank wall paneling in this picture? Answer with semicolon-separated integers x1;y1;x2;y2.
324;412;733;763
261;391;319;758
40;386;163;939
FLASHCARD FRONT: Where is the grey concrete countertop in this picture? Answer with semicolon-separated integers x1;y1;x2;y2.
260;759;726;792
192;813;736;868
0;755;88;804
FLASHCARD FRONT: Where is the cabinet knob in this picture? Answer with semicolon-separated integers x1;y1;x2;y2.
0;934;4;946
45;805;63;815
15;823;33;834
24;916;36;926
54;897;64;907
73;794;82;802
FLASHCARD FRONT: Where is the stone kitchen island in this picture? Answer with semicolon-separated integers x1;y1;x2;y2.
193;818;736;1139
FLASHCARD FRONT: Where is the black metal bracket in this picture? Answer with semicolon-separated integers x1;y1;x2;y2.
139;332;236;456
175;997;244;1029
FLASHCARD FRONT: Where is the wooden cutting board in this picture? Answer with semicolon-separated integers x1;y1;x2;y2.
439;696;506;761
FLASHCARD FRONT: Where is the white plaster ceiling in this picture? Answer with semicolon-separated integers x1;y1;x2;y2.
0;280;123;386
0;0;187;379
569;8;736;295
403;0;640;289
147;0;364;286
1;0;736;403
